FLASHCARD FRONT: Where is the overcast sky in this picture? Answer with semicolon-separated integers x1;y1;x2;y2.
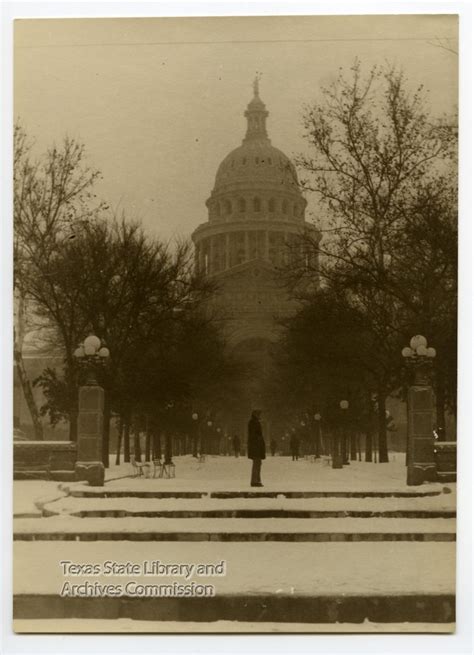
14;15;458;241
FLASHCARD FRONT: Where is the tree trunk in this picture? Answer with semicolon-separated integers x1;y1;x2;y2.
365;428;373;462
13;348;43;440
124;421;131;462
133;428;142;461
153;432;162;460
350;432;357;460
102;393;111;468
377;388;389;463
115;419;123;465
145;429;151;462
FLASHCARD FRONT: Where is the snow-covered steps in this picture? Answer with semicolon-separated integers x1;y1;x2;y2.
13;541;455;624
67;487;444;499
40;493;457;520
13;516;456;542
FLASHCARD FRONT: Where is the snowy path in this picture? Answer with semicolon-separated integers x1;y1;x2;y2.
101;453;445;493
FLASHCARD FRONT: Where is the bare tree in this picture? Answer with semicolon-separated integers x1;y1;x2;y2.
13;123;104;439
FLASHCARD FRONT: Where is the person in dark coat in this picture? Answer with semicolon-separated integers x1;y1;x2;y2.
232;434;241;457
247;409;266;487
290;432;300;461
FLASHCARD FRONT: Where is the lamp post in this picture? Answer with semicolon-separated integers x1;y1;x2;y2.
337;400;349;467
73;333;110;486
164;402;174;465
402;335;437;485
191;412;199;458
313;413;321;458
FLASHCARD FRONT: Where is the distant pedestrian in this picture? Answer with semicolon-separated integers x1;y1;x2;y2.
270;438;277;456
247;409;266;487
232;434;241;457
290;433;300;461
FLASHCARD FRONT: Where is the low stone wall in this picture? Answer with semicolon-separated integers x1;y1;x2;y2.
14;441;77;481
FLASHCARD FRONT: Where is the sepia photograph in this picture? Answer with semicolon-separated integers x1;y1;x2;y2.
7;10;462;637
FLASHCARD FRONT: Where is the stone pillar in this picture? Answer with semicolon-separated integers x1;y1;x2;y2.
75;384;105;486
244;231;249;261
407;386;436;485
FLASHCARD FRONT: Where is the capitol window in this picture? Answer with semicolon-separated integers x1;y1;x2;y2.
268;198;275;213
253;197;261;212
238;198;246;213
255;157;259;165
224;200;232;215
215;202;221;217
282;200;288;214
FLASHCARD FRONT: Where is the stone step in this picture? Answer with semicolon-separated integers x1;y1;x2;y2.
42;493;456;520
68;488;443;499
13;516;456;542
13;592;455;625
57;508;456;519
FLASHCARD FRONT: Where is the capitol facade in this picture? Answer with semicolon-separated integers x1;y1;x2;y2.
192;79;320;437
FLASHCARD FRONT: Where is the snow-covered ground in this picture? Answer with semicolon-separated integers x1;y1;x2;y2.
14;541;455;595
100;453;447;493
13;480;66;517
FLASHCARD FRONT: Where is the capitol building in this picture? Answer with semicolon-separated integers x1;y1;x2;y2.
192;79;320;436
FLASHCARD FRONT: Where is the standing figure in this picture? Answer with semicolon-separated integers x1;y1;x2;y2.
270;438;277;456
232;434;241;457
290;433;300;461
247;409;266;487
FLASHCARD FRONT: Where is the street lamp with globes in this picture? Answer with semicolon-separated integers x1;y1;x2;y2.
314;413;321;458
401;334;437;485
191;412;199;458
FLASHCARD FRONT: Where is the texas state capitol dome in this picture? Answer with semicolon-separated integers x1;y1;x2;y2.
191;78;319;427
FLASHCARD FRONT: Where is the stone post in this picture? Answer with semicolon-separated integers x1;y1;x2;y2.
407;384;436;485
75;384;105;486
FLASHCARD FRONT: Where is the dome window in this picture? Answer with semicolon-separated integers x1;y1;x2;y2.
238;198;246;213
242;157;247;165
224;200;232;215
268;198;275;213
282;200;288;215
253;197;261;213
215;202;221;217
268;158;272;165
293;204;298;216
255;156;259;165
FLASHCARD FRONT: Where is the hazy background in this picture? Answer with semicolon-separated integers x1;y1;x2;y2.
14;15;458;240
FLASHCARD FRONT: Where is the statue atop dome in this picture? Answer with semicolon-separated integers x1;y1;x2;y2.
245;74;268;142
